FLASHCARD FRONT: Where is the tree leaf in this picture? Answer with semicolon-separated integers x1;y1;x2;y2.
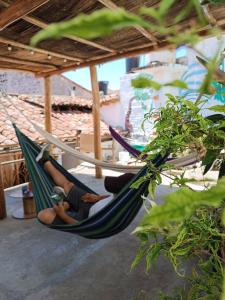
139;7;162;21
215;130;225;140
131;176;146;189
164;80;188;89
148;180;157;199
131;76;161;90
146;243;163;272
159;0;176;17
209;105;225;113
140;178;225;227
31;8;149;45
182;100;199;110
131;243;146;270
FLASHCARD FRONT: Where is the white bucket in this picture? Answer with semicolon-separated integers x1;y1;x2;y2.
118;151;130;163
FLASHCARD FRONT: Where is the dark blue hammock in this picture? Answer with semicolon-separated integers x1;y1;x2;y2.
14;124;168;239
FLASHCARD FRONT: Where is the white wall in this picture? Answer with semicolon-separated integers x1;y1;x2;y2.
119;64;187;137
100;102;124;128
146;49;176;64
179;35;225;116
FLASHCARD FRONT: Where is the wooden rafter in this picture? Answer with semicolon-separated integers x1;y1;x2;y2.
0;65;39;73
0;55;58;69
0;0;50;30
0;35;83;63
0;0;115;53
201;4;217;27
37;41;171;77
97;0;158;44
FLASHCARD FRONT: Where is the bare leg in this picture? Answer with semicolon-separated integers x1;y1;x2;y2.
44;161;74;194
44;161;109;202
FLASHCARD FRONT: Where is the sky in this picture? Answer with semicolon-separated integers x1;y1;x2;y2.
64;55;148;91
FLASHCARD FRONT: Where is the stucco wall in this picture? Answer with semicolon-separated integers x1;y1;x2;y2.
100;102;124;129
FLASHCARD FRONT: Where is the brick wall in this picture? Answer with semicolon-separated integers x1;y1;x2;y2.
0;71;91;98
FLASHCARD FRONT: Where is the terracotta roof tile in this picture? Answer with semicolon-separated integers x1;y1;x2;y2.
0;95;110;146
16;93;119;109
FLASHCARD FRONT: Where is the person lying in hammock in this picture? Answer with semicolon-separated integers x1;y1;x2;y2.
36;145;134;225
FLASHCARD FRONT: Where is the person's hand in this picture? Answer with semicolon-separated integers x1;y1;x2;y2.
53;203;66;217
62;201;70;211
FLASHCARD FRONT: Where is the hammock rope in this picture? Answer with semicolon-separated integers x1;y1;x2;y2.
109;125;200;167
2;93;200;171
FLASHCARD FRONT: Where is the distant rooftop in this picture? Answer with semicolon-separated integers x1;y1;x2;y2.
0;94;114;147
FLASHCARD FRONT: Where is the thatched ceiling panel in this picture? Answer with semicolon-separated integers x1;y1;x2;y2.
1;19;106;60
116;0;159;12
37;39;106;60
95;27;150;51
1;19;39;44
0;42;76;67
32;0;104;23
0;0;224;75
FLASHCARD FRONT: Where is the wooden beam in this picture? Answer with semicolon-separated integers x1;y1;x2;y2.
0;165;6;219
0;35;82;62
0;0;49;30
37;41;172;77
44;76;52;133
0;0;115;53
0;55;57;69
0;65;37;73
97;0;158;44
201;4;217;27
89;65;102;178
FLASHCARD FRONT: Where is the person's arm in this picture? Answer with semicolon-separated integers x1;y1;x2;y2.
53;203;76;224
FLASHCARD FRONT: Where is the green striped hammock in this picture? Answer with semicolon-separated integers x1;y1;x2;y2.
14;124;167;239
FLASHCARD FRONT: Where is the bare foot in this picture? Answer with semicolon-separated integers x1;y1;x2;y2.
82;193;109;203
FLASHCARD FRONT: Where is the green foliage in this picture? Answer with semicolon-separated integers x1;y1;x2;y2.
140;95;225;162
131;94;225;299
131;76;161;90
29;0;225;298
31;8;149;46
134;207;225;299
136;178;225;228
131;76;188;91
209;105;225;113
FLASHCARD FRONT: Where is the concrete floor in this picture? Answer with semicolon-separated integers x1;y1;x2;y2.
1;165;187;300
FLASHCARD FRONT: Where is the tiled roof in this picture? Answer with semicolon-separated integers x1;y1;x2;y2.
0;95;110;147
17;92;119;109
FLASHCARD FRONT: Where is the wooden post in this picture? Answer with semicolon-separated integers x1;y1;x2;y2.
0;165;6;219
90;65;102;178
44;76;52;133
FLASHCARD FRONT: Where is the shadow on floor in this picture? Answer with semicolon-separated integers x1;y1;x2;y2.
1;167;187;300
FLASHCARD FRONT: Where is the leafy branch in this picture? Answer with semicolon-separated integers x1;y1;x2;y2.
29;0;225;298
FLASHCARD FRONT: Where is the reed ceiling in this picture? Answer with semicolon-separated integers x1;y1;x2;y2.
0;0;224;77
